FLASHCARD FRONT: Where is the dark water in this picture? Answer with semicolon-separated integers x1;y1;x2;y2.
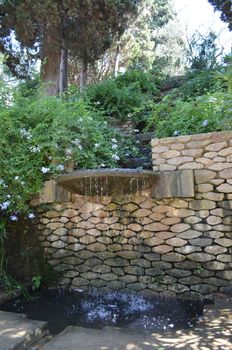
0;289;204;335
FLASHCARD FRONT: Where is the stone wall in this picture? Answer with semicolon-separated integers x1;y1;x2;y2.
36;131;232;300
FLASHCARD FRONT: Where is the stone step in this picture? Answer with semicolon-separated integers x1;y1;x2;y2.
0;311;47;350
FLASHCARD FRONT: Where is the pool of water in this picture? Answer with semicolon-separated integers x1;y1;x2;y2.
0;289;204;334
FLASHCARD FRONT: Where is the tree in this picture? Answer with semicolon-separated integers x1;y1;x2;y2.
208;0;232;30
0;0;140;95
186;32;222;70
68;0;185;86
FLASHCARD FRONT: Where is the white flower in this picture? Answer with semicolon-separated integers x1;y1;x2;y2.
202;119;208;127
20;128;32;139
174;130;180;136
0;201;10;210
30;145;40;153
112;154;120;161
96;101;101;105
100;163;105;167
10;215;18;221
65;148;72;156
72;139;81;146
111;138;117;143
94;143;100;148
0;179;7;188
112;144;118;150
28;213;35;219
127;113;132;118
15;176;19;180
56;164;65;171
41;167;50;174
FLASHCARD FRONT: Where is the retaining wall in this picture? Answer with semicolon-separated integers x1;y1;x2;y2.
36;131;232;299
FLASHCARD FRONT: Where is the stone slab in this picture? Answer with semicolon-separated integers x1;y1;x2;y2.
0;311;47;350
151;170;195;199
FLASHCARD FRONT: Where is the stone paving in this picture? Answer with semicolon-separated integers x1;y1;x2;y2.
0;311;47;350
41;300;232;350
0;295;231;349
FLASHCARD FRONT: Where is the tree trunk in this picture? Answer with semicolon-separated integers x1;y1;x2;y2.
40;31;61;96
80;58;88;92
114;44;120;77
59;48;68;95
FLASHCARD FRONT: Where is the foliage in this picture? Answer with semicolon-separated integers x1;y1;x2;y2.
0;0;140;86
0;83;138;216
186;32;221;70
208;0;232;30
31;275;42;290
0;220;29;296
147;64;232;138
85;70;157;122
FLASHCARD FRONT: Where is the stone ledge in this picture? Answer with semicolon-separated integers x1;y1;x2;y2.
151;170;195;199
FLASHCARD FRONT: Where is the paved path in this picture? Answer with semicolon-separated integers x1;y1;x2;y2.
0;296;231;350
0;311;47;350
42;302;232;350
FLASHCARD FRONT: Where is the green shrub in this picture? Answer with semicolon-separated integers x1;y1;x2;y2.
149;91;232;138
85;70;157;123
0;86;138;215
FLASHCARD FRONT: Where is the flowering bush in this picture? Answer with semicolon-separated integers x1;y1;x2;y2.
147;64;232;138
0;88;138;217
84;70;156;123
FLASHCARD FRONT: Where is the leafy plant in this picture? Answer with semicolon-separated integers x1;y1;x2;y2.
31;275;42;290
84;70;157;123
0;83;139;216
147;60;232;138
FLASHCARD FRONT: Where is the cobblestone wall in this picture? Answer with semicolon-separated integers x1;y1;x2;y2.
37;131;232;300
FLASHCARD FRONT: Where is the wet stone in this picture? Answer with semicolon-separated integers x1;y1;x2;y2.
101;273;118;281
187;253;214;262
46;222;64;230
170;224;190;233
120;275;137;283
153;245;173;254
177;230;202;239
124;266;144;275
215;238;232;247
68;243;85;252
107;281;126;289
162;253;185;262
146;268;165;276
88;243;107;252
92;265;111;273
189;200;216;210
204;261;226;270
144;237;164;246
175;245;201;254
168;269;192;278
191;284;217;294
105;257;129;267
151;261;172;269
189;238;212;247
72;277;89;286
144;253;160;261
112;267;125;276
217;254;232;262
166;238;187;247
205;246;227;255
168;284;190;293
131;259;151;268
